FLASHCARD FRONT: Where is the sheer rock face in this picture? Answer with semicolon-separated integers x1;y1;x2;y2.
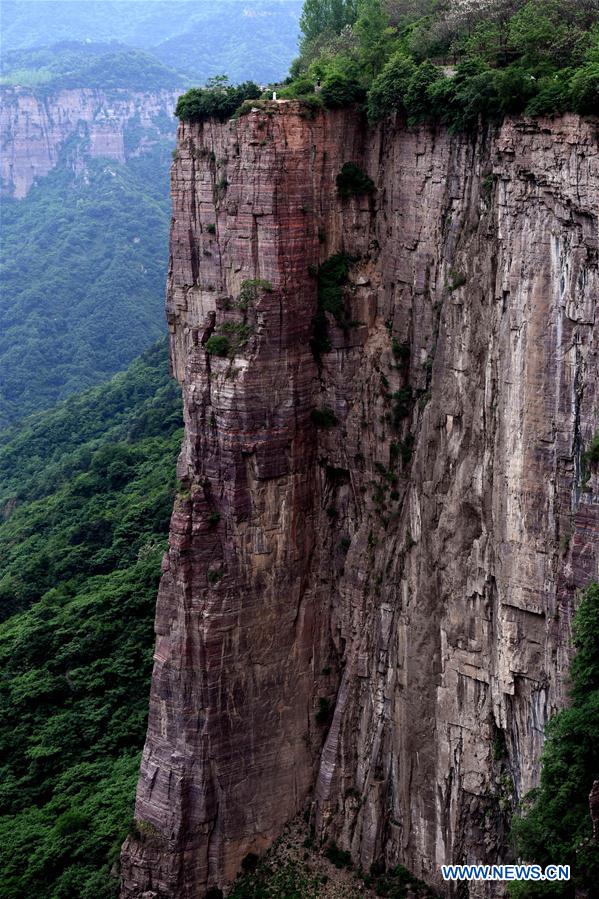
0;87;180;198
120;104;599;898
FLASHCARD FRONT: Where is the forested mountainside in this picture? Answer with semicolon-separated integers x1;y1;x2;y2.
0;43;189;91
0;41;181;425
1;1;303;84
0;148;172;425
0;341;182;899
0;6;303;426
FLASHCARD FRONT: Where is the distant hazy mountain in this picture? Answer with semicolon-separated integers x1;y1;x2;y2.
0;41;189;90
1;0;302;83
0;2;302;426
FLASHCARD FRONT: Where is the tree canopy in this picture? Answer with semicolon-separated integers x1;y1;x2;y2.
0;341;182;899
279;0;599;122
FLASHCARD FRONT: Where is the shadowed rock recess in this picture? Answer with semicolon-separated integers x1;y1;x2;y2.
120;102;599;898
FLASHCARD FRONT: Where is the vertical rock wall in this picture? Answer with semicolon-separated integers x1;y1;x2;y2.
0;87;180;198
120;104;599;898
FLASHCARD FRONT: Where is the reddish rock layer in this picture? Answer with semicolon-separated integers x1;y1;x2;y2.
120;104;599;898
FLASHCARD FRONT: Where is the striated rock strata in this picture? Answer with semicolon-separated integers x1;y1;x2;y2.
120;104;599;897
0;86;180;198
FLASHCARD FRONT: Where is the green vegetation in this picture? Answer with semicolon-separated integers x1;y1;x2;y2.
0;43;188;92
321;71;366;105
447;270;467;290
315;696;334;724
0;341;181;620
205;334;232;357
324;841;352;867
175;75;261;122
0;148;172;426
391;386;413;427
365;861;438;897
207;569;223;584
0;341;182;898
311;406;338;428
311;252;357;355
336;161;375;197
238;278;273;310
583;430;599;466
510;582;599;897
282;0;599;126
227;857;322;898
205;321;253;358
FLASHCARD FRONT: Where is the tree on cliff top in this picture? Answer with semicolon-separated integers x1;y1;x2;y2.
284;0;599;120
300;0;359;44
175;76;261;122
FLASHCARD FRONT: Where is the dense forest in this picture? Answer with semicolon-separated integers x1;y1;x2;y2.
0;341;182;899
0;147;172;425
176;0;599;124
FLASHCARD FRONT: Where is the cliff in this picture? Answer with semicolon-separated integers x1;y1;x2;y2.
0;86;180;198
120;103;599;898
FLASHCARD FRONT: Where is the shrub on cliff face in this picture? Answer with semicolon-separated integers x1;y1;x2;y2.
205;334;231;357
311;407;338;428
583;431;599;466
336;162;375;198
324;841;352;868
311;253;357;356
510;582;599;897
175;76;261;123
238;279;273;310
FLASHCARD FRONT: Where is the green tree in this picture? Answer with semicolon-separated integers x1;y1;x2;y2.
354;0;396;77
321;71;366;105
175;77;261;122
300;0;359;44
495;65;539;113
524;72;573;115
510;582;599;898
366;50;417;119
404;59;444;123
508;0;592;70
570;63;599;113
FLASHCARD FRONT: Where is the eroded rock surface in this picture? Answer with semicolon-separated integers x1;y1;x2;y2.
120;104;599;898
0;87;180;198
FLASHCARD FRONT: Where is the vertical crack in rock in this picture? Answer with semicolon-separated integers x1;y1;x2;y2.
120;106;599;898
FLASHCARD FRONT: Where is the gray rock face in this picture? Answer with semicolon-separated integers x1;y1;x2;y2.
0;86;180;197
120;104;599;898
